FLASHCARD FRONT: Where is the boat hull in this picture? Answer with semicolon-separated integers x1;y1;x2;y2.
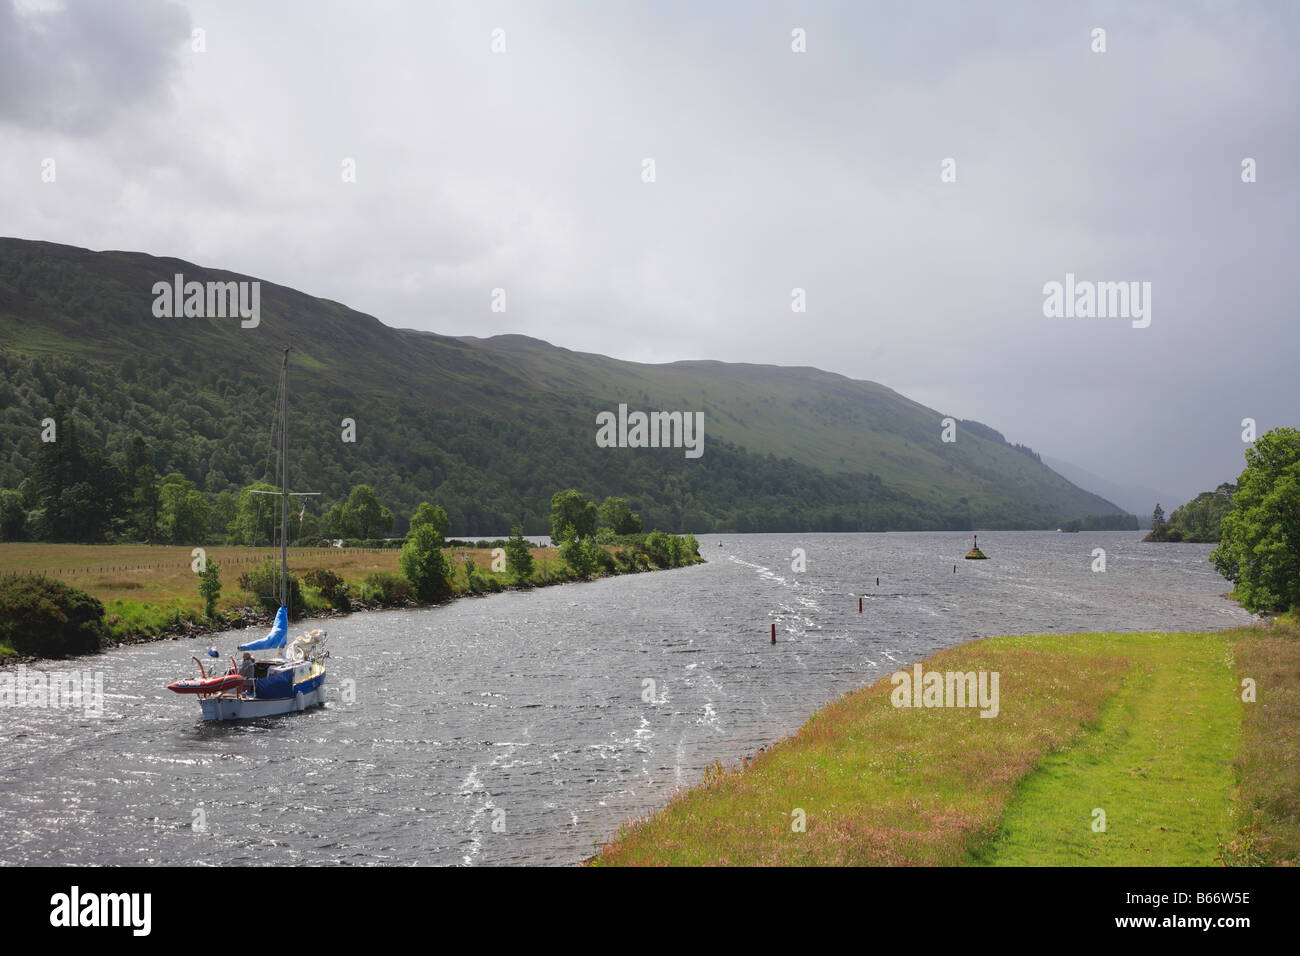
199;680;326;721
197;664;326;721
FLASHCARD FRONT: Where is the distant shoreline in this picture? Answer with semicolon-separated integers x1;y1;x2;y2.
0;551;705;668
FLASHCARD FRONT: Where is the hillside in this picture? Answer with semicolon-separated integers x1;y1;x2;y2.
0;238;1128;534
1042;455;1179;529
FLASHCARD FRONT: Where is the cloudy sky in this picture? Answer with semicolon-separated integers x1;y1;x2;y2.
3;0;1296;504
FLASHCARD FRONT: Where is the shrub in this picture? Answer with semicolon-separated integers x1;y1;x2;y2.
594;545;617;573
361;571;415;606
0;574;106;658
399;524;452;602
299;586;330;614
237;559;304;618
463;556;488;594
559;528;598;579
644;531;673;568
198;558;222;619
505;526;534;586
302;568;350;611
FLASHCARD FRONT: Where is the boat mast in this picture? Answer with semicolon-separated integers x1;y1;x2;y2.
280;347;290;610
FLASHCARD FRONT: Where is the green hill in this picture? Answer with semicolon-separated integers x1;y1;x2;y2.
0;238;1128;535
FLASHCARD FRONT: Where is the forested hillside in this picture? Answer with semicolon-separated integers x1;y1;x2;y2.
0;238;1131;538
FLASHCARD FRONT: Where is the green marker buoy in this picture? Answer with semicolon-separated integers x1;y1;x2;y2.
964;533;988;560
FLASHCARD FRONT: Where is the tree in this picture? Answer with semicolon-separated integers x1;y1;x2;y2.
0;489;25;540
559;526;598;579
24;407;113;541
504;525;534;586
158;472;210;544
1211;427;1300;613
198;559;221;619
1150;504;1166;534
228;482;278;546
344;484;383;539
209;489;238;542
409;502;450;539
321;503;347;540
399;523;452;601
124;436;159;540
550;489;597;544
598;496;642;535
294;510;321;545
1169;483;1236;543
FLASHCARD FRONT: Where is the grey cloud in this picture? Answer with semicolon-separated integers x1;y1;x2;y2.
2;0;1296;504
0;0;189;133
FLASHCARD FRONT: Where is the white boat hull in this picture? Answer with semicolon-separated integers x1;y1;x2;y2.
196;656;327;721
199;681;326;720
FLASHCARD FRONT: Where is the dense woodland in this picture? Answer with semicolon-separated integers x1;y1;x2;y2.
0;348;1138;541
0;240;1137;538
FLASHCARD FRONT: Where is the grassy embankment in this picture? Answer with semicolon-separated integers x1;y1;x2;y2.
0;541;694;651
594;616;1299;866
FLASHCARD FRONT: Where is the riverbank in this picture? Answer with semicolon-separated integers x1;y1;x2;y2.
0;541;704;664
592;614;1298;866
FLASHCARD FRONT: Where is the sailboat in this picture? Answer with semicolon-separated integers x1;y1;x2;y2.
168;348;328;720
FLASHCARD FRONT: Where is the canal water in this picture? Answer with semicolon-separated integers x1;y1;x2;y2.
0;532;1251;865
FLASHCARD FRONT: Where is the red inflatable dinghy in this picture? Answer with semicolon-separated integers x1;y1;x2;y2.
168;657;247;696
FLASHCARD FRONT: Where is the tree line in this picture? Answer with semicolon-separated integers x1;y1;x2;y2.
0;347;1135;536
1145;484;1237;543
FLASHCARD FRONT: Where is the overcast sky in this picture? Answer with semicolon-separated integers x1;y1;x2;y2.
3;0;1296;504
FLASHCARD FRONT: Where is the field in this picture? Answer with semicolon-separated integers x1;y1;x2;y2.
0;541;565;646
594;617;1299;867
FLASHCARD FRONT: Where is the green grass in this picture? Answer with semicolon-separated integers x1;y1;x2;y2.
595;628;1283;867
595;637;1131;866
103;598;202;641
972;633;1240;865
1223;613;1300;864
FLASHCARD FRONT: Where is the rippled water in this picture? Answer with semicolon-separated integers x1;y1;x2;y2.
0;532;1253;866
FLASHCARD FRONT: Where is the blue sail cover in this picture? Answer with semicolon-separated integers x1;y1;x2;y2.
255;668;294;699
239;605;288;651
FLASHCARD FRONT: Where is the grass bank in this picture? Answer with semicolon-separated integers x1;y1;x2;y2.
0;541;702;653
594;617;1298;866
